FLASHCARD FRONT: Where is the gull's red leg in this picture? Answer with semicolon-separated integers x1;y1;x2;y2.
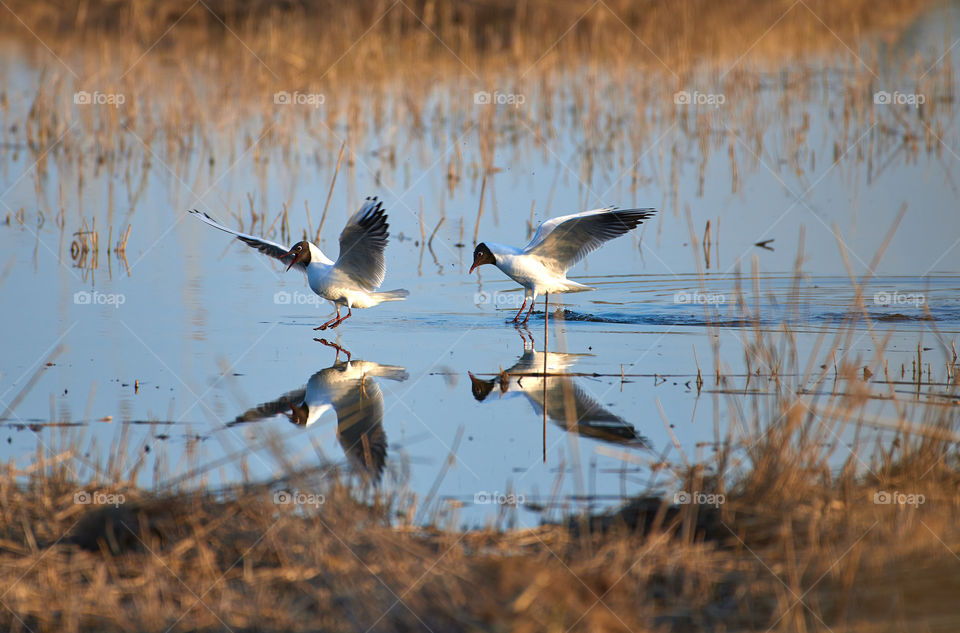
521;297;536;325
512;298;528;323
515;325;533;349
314;338;352;362
315;305;341;330
330;305;353;329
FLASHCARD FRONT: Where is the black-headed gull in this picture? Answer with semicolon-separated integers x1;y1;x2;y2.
229;351;408;481
470;206;656;323
468;345;648;447
189;197;408;329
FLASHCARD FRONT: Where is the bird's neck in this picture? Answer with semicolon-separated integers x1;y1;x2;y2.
308;242;335;266
485;242;522;256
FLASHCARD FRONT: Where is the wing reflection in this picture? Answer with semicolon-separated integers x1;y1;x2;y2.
469;339;648;447
231;354;408;481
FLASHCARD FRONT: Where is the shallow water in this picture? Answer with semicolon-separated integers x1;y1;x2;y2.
1;5;959;526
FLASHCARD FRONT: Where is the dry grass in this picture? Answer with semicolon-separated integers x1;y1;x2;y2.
1;0;936;76
2;391;958;632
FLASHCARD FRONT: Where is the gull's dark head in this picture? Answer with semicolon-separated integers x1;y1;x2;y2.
285;402;310;426
469;242;496;274
467;371;497;402
283;241;312;272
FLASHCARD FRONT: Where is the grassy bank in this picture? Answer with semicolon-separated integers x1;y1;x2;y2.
2;419;958;631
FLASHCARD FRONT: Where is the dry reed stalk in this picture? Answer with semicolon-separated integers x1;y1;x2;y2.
316;141;346;242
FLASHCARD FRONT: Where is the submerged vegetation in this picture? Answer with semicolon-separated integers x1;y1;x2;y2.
1;0;951;265
2;0;951;204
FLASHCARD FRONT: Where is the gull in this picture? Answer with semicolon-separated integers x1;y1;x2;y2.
470;206;656;323
229;348;408;481
468;342;648;447
189;196;408;329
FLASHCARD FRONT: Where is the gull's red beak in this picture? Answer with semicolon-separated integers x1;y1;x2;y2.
283;247;297;272
468;262;478;274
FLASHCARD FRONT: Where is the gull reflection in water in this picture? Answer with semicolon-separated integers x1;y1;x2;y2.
468;332;648;447
230;341;408;481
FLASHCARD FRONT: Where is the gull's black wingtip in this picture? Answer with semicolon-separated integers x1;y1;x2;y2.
623;207;657;219
361;195;386;217
610;207;658;229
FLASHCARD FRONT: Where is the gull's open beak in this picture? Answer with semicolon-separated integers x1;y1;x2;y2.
282;247;297;272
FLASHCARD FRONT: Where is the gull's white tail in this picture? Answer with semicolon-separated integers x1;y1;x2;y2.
369;365;409;381
558;279;593;292
372;289;409;304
